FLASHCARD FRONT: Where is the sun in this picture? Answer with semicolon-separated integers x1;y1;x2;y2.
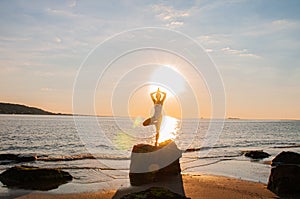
148;65;186;97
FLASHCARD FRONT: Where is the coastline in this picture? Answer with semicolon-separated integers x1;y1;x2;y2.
14;174;277;199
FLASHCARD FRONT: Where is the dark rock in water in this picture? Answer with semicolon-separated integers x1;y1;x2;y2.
129;140;182;186
0;154;36;163
267;151;300;196
16;154;37;162
271;151;300;166
244;150;270;159
185;147;201;152
120;187;190;199
267;165;300;196
0;165;72;190
0;154;18;160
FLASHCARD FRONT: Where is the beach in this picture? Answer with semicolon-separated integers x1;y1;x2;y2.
15;174;277;199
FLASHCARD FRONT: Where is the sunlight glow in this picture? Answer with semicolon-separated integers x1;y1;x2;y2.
149;65;186;97
132;116;143;128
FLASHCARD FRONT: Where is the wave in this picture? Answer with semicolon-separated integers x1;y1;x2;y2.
0;153;130;163
184;142;271;152
37;154;130;161
183;143;258;152
185;142;300;153
181;158;233;171
51;166;128;170
185;145;231;152
272;144;300;149
183;153;242;160
37;154;96;161
201;154;242;159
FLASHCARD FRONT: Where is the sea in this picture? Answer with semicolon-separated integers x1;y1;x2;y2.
0;114;299;196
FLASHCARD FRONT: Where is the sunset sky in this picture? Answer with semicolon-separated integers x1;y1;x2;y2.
0;1;299;119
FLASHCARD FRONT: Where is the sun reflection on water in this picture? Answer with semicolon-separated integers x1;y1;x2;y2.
158;116;180;143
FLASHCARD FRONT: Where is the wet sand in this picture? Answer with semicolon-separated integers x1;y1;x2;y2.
16;174;277;199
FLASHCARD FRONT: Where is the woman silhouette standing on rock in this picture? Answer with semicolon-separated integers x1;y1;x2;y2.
143;88;166;147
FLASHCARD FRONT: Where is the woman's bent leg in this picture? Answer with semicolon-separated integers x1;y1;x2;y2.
143;118;152;126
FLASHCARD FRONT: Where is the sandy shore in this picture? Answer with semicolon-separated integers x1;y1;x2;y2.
15;175;277;199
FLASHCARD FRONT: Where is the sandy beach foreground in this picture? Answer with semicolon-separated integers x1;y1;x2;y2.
16;175;277;199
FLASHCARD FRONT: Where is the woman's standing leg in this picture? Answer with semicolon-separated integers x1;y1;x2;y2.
154;115;162;147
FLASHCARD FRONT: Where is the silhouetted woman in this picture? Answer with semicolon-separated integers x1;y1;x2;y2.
143;88;166;147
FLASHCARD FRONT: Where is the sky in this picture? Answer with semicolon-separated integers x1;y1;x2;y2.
0;0;300;119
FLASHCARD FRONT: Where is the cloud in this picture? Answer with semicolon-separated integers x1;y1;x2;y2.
46;8;77;18
0;36;32;42
41;87;56;92
68;0;76;8
272;19;290;26
168;21;184;27
221;47;261;58
205;49;214;53
243;19;298;36
198;34;231;44
269;19;297;31
151;4;191;27
54;37;62;43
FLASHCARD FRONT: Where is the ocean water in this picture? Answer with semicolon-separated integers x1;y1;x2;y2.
0;115;299;195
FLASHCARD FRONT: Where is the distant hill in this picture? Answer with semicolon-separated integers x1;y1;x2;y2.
0;102;56;115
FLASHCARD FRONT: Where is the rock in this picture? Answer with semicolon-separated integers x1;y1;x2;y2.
120;187;190;199
0;165;72;190
16;154;37;162
129;140;182;186
0;154;18;160
267;165;300;196
244;150;270;159
0;154;36;163
271;151;300;166
267;151;300;196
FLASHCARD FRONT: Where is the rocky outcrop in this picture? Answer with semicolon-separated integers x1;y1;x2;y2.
271;151;300;166
267;151;300;196
0;102;55;115
120;187;190;199
267;165;300;196
0;154;36;163
0;165;72;190
129;140;182;186
244;150;270;159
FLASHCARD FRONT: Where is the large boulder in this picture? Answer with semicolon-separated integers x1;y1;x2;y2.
244;150;270;159
0;165;72;190
267;151;300;196
267;165;300;196
120;187;190;199
271;151;300;166
129;140;182;186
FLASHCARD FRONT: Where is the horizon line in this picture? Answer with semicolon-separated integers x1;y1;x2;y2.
1;101;299;121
